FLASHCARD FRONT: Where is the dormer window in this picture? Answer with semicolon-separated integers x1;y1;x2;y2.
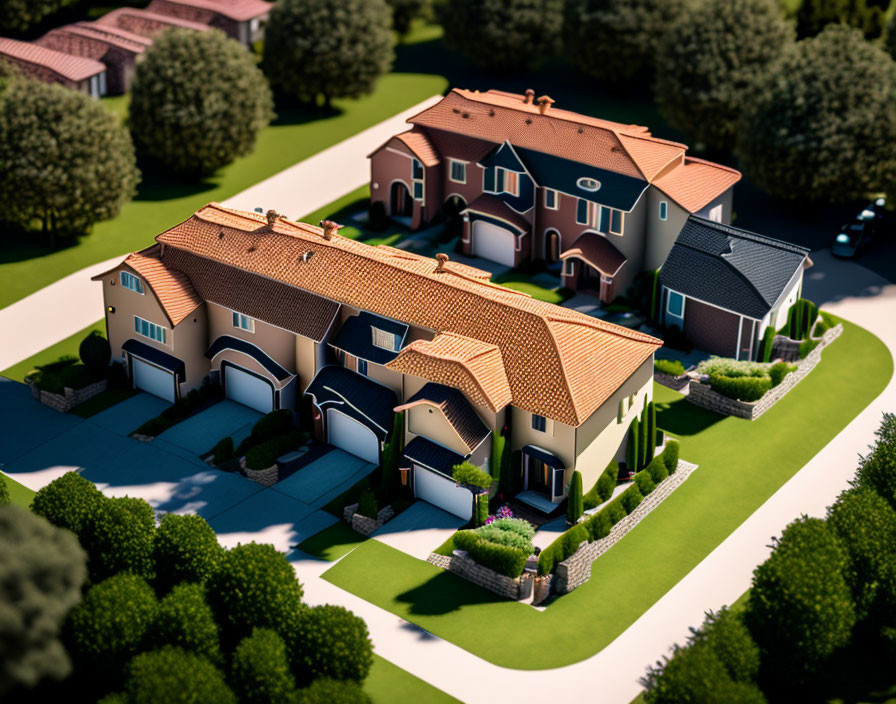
372;327;397;351
121;271;144;294
577;177;601;192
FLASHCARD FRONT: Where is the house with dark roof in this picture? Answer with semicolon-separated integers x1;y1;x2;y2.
0;37;107;97
369;88;741;303
659;217;812;360
93;203;663;520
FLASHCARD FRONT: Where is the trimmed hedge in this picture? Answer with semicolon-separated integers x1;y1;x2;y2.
621;484;643;513
583;460;618;510
476;525;532;552
663;440;680;474
647;455;669;484
475;492;489;527
634;470;655;497
567;471;583;523
759;326;776;363
244;430;305;471
606;497;627;525
587;511;612;541
452;461;493;490
654;358;685;376
488;518;535;541
709;374;771;402
454;530;529;578
769;361;796;387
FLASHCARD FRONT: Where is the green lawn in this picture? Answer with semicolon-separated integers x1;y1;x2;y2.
323;318;893;669
365;654;459;704
297;521;367;562
1;319;105;381
1;473;35;509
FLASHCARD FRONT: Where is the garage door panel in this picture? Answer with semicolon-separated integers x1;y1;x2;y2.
472;221;516;267
225;366;274;414
327;410;379;465
133;359;175;402
414;466;473;520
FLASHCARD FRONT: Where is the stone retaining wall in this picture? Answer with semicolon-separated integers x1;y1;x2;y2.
344;503;396;536
28;378;108;413
243;462;279;486
426;551;533;600
553;459;699;594
685;324;842;421
653;371;689;392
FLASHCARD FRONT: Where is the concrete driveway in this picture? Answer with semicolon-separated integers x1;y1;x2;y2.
155;400;261;457
372;501;466;560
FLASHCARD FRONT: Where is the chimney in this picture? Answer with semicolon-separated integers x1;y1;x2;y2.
435;253;449;273
319;219;341;240
265;209;279;227
537;95;554;115
523;89;535;104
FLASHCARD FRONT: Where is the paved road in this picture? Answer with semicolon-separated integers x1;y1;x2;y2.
0;95;442;373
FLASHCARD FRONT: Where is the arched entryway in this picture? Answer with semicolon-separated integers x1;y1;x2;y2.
390;181;412;217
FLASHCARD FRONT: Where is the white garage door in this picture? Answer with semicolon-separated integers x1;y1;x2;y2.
327;410;379;465
414;466;473;520
472;221;516;267
132;358;175;402
225;366;274;414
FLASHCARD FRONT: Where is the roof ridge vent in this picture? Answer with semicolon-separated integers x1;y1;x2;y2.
319;220;342;241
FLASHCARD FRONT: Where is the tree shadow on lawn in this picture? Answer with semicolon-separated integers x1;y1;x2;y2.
132;166;219;203
270;96;345;127
655;395;724;437
395;570;510;615
0;225;81;265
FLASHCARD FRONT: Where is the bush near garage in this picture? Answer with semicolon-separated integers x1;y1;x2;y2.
152;513;225;593
451;461;493;490
244;430;307;470
356;487;379;520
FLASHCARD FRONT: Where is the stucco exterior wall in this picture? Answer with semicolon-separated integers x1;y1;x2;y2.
574;356;653;491
295;336;321;393
645;188;689;272
171;303;209;393
366;361;403;397
695;189;734;224
509;406;576;472
406;404;471;456
207;302;297;374
370;140;423;225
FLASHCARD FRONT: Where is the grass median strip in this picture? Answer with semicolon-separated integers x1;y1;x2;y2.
323;318;892;669
297;520;367;562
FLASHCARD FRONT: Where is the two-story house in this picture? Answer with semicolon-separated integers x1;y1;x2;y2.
94;203;661;520
368;88;742;303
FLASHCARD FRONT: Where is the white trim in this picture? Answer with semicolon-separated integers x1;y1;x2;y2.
208;342;295;390
232;310;255;333
577;177;601;192
384;146;416;160
465;209;526;234
665;289;685;320
134;315;167;344
448;158;467;184
735;315;743;361
120;270;144;294
542;228;561;261
543;188;559;210
326;407;382;460
659;201;668;221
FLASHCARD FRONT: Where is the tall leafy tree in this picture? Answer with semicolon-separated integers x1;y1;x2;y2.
263;0;394;106
149;583;221;666
230;628;297;704
0;78;138;242
0;505;87;696
736;24;896;203
854;412;896;509
796;0;888;40
0;0;74;34
655;0;794;150
286;604;373;682
152;513;225;593
439;0;562;71
130;29;273;180
31;471;105;537
563;0;690;84
746;516;855;686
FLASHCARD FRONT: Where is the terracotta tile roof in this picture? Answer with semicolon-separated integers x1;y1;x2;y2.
72;22;153;47
392;128;440;167
92;245;202;327
155;203;661;426
148;0;272;22
653;157;742;213
387;333;513;413
395;382;490;452
0;37;105;82
463;194;530;233
54;23;152;53
560;232;627;278
95;8;212;34
407;89;689;182
426;127;499;165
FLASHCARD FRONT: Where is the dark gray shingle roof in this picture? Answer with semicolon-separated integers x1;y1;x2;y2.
659;216;809;319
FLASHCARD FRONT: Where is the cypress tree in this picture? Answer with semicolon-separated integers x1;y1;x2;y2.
627;419;640;473
646;402;657;457
639;406;650;469
567;471;583;523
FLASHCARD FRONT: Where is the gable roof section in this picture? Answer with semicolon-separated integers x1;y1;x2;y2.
560;232;627;278
39;23;151;56
155;203;661;426
0;37;105;82
395;382;490;453
463;194;529;233
96;8;212;34
330;312;408;365
148;0;272;21
660;216;810;319
407;89;688;181
392;129;440;167
305;365;396;439
92;246;202;327
653;157;742;213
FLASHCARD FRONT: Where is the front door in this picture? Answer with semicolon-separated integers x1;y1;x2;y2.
527;456;551;494
390;182;412;217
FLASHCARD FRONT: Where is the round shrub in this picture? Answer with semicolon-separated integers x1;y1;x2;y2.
79;331;111;376
451;461;493;490
150;583;220;665
768;362;794;388
230;628;296;704
67;574;158;670
606;497;627;525
263;0;393;105
634;470;655;497
124;646;236;704
647;457;669;485
0;505;87;695
206;543;304;647
288;605;373;682
663;440;680;475
488;517;535;541
130;29;273;180
694;608;761;684
81;496;155;582
709;375;771;402
621;484;643;514
587;511;612;541
248;409;294;445
299;677;371;704
153;513;224;592
597;467;616;502
654;359;685;376
854;413;896;510
31;471;105;537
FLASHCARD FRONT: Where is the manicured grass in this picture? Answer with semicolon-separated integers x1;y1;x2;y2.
100;93;130;122
323;318;892;669
433;533;456;556
297;520;367;562
0;71;447;309
365;654;459;704
1;472;35;509
1;319;105;381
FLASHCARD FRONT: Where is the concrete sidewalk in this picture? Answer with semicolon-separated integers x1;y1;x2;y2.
0;94;442;373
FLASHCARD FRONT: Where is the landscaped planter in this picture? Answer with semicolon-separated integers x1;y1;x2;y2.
240;446;309;486
27;378;107;413
532;574;553;606
425;550;534;601
343;502;396;536
653;371;689;392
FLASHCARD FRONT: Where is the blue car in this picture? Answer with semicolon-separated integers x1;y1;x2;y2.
832;198;886;258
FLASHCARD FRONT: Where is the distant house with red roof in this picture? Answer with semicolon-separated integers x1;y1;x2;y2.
0;37;107;97
94;7;213;39
369;88;742;303
146;0;272;45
